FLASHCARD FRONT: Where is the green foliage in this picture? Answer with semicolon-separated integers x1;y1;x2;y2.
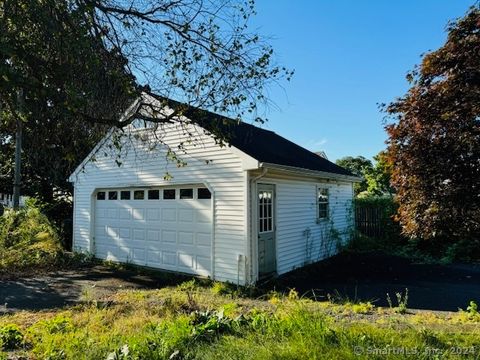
336;152;394;197
210;281;258;298
0;0;135;203
442;239;480;263
386;288;409;314
1;0;291;213
351;302;375;315
385;5;480;242
467;301;478;317
336;156;373;195
0;324;23;350
364;151;394;196
454;301;480;323
2;284;480;359
0;199;62;275
190;310;244;341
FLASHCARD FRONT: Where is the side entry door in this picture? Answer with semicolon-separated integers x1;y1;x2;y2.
258;184;276;276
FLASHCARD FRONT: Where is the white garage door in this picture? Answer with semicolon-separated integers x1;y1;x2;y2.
94;185;212;276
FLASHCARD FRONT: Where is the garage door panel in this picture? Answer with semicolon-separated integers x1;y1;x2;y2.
95;186;212;276
146;209;160;220
131;248;146;262
162;251;177;266
97;208;107;218
119;228;131;239
132;208;145;220
161;230;177;243
196;210;212;223
147;251;161;264
118;208;131;220
196;255;211;273
178;253;194;269
146;230;160;241
95;226;105;237
178;209;194;222
197;233;212;246
97;245;129;262
178;231;194;245
132;228;145;240
162;209;176;221
106;226;119;239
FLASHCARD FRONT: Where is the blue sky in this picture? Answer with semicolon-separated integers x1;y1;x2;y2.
251;0;474;161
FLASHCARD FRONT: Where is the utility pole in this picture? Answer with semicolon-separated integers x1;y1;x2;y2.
13;89;23;210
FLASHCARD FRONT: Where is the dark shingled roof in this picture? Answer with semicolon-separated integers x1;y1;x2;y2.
154;96;354;177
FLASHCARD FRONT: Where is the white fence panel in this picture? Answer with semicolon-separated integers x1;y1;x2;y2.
0;193;27;208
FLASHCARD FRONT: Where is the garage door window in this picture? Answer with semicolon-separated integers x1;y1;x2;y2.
148;190;160;200
163;189;176;200
97;192;106;200
134;190;145;200
180;189;193;199
198;188;211;199
108;191;118;200
120;191;131;200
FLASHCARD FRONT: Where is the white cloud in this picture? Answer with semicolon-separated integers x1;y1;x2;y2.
305;137;328;150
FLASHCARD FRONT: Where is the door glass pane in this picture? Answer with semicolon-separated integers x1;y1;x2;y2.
108;191;118;200
163;189;175;199
180;188;193;199
198;188;211;199
120;191;131;200
258;189;273;233
148;190;160;200
134;190;144;200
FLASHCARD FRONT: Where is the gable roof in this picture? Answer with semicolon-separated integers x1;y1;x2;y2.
160;97;354;177
70;95;356;181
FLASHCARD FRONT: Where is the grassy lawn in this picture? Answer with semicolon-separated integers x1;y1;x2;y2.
1;280;480;360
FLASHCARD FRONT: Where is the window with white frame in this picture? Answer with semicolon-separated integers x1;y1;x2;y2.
317;187;329;220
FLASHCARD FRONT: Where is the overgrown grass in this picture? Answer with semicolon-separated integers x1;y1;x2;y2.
0;199;94;278
1;282;480;359
0;199;63;276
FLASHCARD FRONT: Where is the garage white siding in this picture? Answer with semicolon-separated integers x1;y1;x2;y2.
260;175;354;275
71;122;248;283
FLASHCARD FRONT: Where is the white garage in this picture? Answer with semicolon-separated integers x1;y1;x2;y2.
94;185;212;276
69;94;359;284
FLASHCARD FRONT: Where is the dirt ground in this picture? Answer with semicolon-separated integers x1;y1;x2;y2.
1;252;479;313
0;264;191;314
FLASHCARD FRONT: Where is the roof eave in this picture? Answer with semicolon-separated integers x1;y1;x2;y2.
259;162;362;183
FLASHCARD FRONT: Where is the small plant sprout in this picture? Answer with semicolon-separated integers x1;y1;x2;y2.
467;301;478;316
386;288;409;314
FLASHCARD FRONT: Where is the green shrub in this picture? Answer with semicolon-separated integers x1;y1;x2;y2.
0;324;24;350
0;198;63;274
442;239;480;262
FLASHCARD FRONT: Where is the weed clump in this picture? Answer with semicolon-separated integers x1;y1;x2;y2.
0;199;63;276
0;324;24;350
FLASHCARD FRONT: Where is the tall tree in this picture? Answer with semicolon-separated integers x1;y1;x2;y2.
364;151;394;197
0;0;291;206
384;6;480;241
336;156;373;195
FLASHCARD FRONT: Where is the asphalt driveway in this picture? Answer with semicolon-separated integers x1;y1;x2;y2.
1;252;479;313
272;252;480;312
0;264;191;314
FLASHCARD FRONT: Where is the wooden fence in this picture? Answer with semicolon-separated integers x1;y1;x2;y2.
355;205;385;238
